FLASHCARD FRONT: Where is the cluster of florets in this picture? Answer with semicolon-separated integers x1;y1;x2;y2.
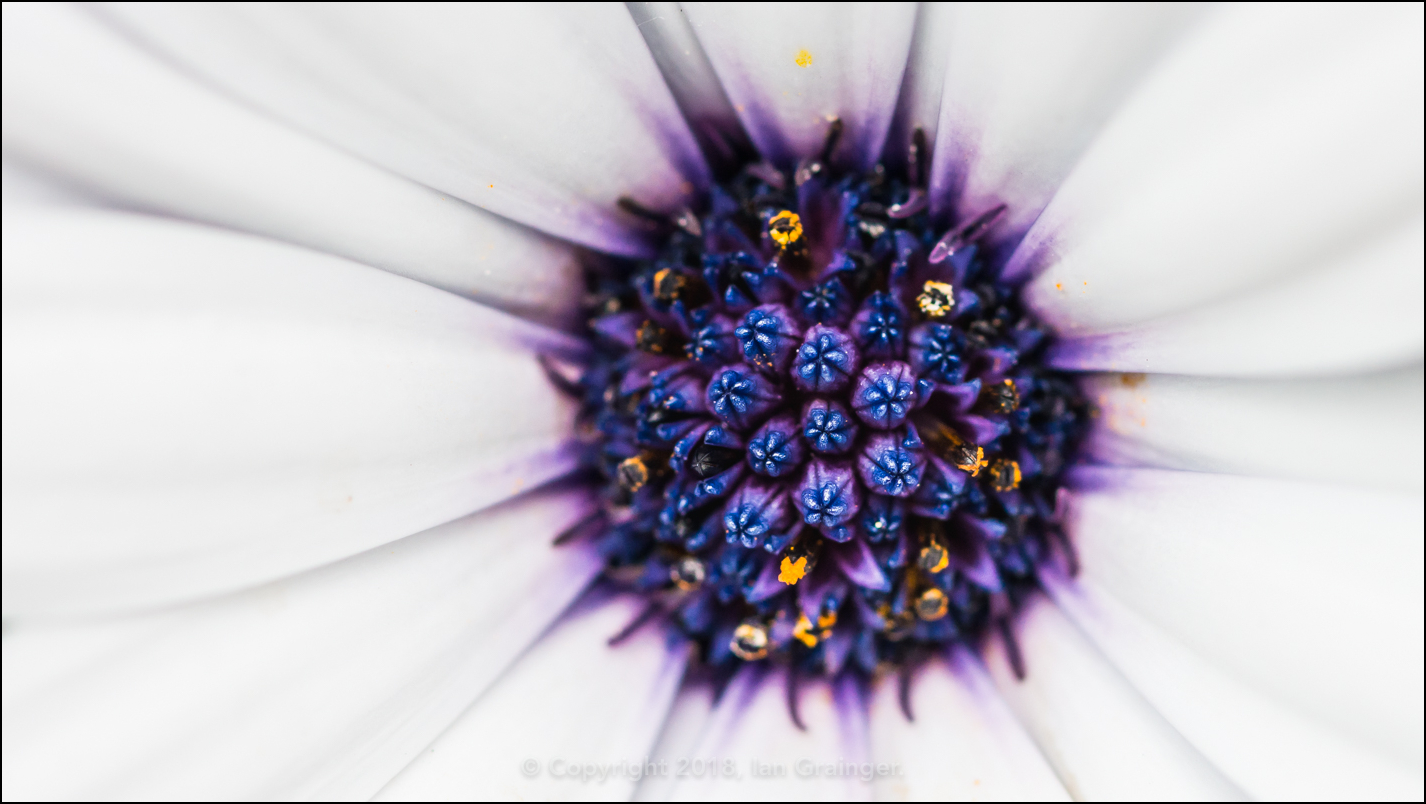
569;129;1087;685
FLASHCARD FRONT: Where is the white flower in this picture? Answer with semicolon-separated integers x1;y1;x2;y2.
2;2;1421;800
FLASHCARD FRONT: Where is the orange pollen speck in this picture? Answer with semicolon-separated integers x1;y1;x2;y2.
779;555;808;585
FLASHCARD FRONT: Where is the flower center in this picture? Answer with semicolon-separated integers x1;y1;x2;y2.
568;122;1088;704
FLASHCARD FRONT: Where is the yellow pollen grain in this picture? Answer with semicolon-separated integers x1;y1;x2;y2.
793;614;818;647
768;210;803;247
958;445;988;476
731;623;769;660
916;588;949;621
795;49;813;67
917;280;956;318
921;543;949;574
989;458;1022;491
817;610;837;630
779;555;808;585
617;456;648;491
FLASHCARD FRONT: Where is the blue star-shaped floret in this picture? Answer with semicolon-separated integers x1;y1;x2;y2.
909;321;965;383
853;362;919;429
793;325;857;393
803;400;857;454
852;292;906;359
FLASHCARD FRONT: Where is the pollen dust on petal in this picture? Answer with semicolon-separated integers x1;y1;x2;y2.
795;49;813;67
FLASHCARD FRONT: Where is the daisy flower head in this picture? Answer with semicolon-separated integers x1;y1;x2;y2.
3;2;1422;800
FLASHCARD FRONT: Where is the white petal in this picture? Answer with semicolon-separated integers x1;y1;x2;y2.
97;3;707;256
985;597;1245;800
1081;367;1425;494
2;159;106;209
627;2;753;172
1046;570;1425;800
2;209;578;616
882;2;955;169
1014;5;1424;333
681;2;917;169
633;682;717;802
1047;215;1425;377
1;487;601;801
927;3;1199;235
668;667;872;800
1;3;582;328
376;592;687;801
867;648;1069;801
1068;467;1425;771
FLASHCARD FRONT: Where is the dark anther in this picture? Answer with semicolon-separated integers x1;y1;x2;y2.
979;379;1020;414
914;588;949;621
951;443;986;476
688;443;743;478
987;459;1021;492
730;622;770;660
908;127;928;188
768;210;811;275
915;280;955;319
915;415;987;476
617;456;650;492
786;667;807;731
608;601;665;646
669;555;706;589
768;210;804;249
652;268;687;304
918;539;949;574
636;319;677;354
965;319;1000;351
999;617;1026;680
